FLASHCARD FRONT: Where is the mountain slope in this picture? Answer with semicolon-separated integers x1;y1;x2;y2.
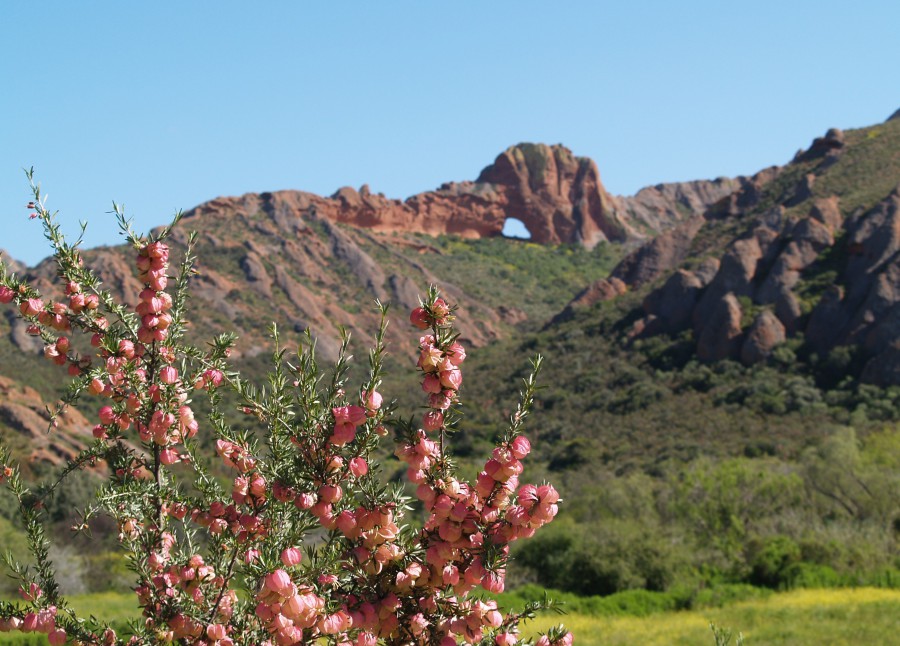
560;116;900;385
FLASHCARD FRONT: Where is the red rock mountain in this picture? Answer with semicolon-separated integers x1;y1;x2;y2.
180;143;738;249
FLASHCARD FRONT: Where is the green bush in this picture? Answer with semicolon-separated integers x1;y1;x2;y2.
783;563;846;589
515;519;683;596
747;535;802;588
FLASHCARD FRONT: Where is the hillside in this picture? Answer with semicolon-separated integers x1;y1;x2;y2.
0;142;732;467
2;117;900;599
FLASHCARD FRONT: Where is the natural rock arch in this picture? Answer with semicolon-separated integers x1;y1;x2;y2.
502;217;532;239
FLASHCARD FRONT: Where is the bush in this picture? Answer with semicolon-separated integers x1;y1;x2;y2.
515;519;681;596
746;536;801;588
0;178;571;645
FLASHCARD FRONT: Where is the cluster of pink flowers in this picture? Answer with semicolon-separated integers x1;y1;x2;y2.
0;585;66;645
135;242;172;344
0;193;571;645
78;242;203;472
134;549;237;643
17;279;104;379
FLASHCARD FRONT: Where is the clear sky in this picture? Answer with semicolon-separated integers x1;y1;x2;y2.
2;1;898;265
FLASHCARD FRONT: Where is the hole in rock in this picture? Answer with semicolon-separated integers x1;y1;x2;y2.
502;217;532;240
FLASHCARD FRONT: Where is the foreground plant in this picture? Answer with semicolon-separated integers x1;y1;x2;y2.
0;174;571;645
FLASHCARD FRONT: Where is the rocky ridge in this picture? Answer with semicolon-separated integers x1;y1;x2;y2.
179;143;742;249
559;117;900;385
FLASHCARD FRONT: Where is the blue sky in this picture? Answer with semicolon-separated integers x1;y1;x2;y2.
2;1;898;265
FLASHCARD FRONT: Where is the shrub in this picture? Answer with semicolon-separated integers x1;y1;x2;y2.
746;536;801;589
0;177;571;645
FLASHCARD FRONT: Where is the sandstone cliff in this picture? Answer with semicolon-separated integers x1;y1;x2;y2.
177;143;724;250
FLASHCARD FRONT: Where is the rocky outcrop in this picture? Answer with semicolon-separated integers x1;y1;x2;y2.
615;177;750;233
178;143;747;252
611;216;705;288
692;235;763;327
741;311;786;365
475;144;632;245
641;269;707;333
240;249;273;298
756;198;842;304
630;173;900;383
180;144;641;250
793;128;846;163
0;376;93;468
696;293;744;362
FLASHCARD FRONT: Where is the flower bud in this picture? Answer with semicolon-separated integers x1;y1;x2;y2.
409;307;430;329
281;547;303;567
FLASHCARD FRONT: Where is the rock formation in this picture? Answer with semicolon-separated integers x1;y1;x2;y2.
617;118;900;384
178;143;734;251
0;376;93;469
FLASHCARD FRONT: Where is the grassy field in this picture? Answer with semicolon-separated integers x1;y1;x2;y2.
525;588;900;645
2;588;899;644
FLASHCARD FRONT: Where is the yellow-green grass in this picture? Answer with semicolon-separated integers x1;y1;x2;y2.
3;589;900;644
65;591;141;625
525;588;900;645
0;593;139;644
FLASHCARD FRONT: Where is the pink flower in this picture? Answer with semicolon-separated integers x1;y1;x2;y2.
19;297;43;316
423;410;443;432
280;547;302;567
0;285;14;303
48;629;67;645
159;366;178;384
349;457;368;477
294;492;316;509
263;569;294;597
98;406;116;425
431;298;450;319
422;373;442;394
206;624;227;640
159;449;180;465
118;339;135;358
429;391;453;410
537;484;560;504
318;609;352;634
511;435;531;459
333;405;367;427
410;307;430;329
89;378;105;395
439;367;462;391
363;389;382;414
409;612;428;636
446;340;467;365
330;422;357;446
318;484;342;503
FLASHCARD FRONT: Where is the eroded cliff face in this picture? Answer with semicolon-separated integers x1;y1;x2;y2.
179;143;724;249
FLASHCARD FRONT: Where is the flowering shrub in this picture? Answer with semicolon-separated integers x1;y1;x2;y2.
0;174;571;645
